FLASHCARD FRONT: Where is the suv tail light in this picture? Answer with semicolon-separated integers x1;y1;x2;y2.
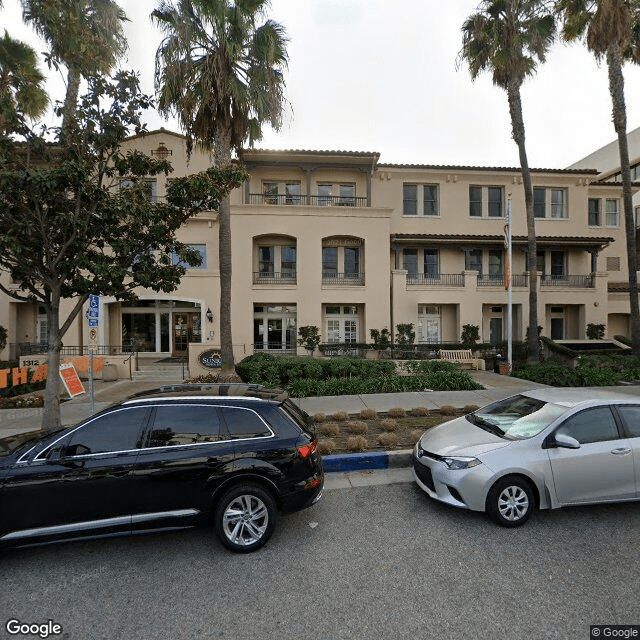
297;441;317;459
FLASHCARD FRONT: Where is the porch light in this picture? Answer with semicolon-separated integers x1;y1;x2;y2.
206;308;214;322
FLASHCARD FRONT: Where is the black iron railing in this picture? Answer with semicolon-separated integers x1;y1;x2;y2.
253;271;297;284
541;274;594;288
406;273;465;286
253;342;297;354
248;194;367;207
477;274;528;287
321;271;365;285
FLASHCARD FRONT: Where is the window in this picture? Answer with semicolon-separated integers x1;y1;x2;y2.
551;189;567;218
322;239;364;282
556;407;619;444
258;246;274;275
172;244;207;269
281;246;296;277
469;186;482;217
254;240;297;281
261;180;301;205
263;181;279;204
403;248;418;275
488;249;504;278
616;405;640;438
588;198;600;226
339;184;356;206
322;247;338;275
220;407;271;439
64;408;149;456
403;184;417;215
318;184;332;206
423;249;439;277
423;185;438;216
120;179;157;204
550;251;565;277
465;249;482;274
606;199;619;227
344;247;360;277
536;250;546;275
318;183;356;206
534;188;546;218
488;187;503;217
148;405;222;447
285;182;301;204
324;305;359;343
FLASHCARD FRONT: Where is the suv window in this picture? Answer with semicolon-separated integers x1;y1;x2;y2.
220;407;271;439
615;405;640;437
555;407;619;444
148;405;222;447
64;407;149;456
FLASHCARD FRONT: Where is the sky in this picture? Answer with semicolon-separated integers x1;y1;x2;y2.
2;0;640;169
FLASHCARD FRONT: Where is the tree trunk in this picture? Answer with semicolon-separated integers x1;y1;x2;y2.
507;81;539;362
61;65;80;143
214;130;235;374
42;290;63;430
607;45;640;356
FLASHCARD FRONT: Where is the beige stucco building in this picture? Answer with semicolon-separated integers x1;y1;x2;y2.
1;128;636;366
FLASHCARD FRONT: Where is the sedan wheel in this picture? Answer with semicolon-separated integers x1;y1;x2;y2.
487;477;534;527
214;484;276;553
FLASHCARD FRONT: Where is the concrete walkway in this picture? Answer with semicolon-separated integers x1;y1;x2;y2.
3;370;640;440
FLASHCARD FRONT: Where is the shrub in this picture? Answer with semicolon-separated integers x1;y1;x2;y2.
298;325;322;355
370;328;391;350
410;406;429;417
387;407;405;418
380;419;398;432
462;404;480;413
346;421;368;434
360;408;377;420
461;324;480;347
377;433;399;449
410;429;424;443
586;323;605;340
331;410;348;422
313;412;326;423
346;436;368;452
317;439;337;455
439;405;457;416
395;323;415;347
319;422;340;437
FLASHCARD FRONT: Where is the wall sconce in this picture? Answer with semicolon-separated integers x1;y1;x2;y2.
206;308;214;322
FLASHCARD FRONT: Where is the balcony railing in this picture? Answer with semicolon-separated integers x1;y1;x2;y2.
253;271;297;285
541;274;594;288
406;273;465;287
248;194;367;207
322;271;365;286
253;342;297;354
477;274;528;287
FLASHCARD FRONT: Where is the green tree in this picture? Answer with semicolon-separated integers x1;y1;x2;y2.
460;0;555;362
152;0;288;374
20;0;128;138
0;30;48;135
0;72;245;429
556;0;640;355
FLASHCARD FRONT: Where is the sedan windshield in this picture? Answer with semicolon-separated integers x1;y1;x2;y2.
467;395;569;439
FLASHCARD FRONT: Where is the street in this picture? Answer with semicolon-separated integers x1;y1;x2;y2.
1;479;639;640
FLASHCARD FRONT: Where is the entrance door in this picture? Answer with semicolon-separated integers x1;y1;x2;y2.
489;317;503;345
172;312;201;356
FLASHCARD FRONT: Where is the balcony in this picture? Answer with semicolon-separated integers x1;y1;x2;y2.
541;274;594;288
406;273;465;287
253;271;297;285
477;274;528;287
248;194;368;207
322;271;365;286
253;342;296;354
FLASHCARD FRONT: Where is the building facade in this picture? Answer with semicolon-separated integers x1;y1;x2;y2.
1;129;635;363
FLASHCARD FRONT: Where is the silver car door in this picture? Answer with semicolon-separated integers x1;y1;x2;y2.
613;405;640;498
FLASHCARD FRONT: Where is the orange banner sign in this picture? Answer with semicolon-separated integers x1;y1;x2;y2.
59;363;85;398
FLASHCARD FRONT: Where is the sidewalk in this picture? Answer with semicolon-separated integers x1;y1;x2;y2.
3;370;640;441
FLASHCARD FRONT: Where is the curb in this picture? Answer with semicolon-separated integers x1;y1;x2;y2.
322;448;412;473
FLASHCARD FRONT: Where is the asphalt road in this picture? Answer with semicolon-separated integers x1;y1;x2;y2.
1;481;639;640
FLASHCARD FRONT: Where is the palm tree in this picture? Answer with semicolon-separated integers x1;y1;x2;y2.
0;30;48;135
20;0;128;137
460;0;555;362
152;0;288;373
556;0;640;355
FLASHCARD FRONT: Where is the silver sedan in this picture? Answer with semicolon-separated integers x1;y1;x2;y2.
412;388;640;526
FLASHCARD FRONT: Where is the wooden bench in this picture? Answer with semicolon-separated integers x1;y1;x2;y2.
438;349;482;370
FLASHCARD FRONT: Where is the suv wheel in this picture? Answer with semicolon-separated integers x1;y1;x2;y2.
486;476;534;527
214;483;277;553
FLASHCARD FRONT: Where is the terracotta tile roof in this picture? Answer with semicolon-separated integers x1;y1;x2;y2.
378;164;599;175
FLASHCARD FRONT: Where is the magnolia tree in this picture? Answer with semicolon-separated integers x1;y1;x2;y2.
0;71;246;429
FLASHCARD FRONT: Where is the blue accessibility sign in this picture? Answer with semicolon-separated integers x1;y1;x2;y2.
88;295;100;325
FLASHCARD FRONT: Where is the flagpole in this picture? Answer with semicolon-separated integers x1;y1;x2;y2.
506;196;513;370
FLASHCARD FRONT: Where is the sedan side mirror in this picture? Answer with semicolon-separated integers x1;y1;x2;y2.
553;433;581;449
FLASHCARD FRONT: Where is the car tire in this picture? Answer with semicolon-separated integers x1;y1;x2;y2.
486;476;534;527
214;483;277;553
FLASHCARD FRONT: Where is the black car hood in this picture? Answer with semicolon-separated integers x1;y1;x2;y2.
0;427;64;460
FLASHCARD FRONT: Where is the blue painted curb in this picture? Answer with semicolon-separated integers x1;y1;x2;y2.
322;452;389;472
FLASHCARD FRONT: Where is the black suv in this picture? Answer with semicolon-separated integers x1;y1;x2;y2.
0;384;323;553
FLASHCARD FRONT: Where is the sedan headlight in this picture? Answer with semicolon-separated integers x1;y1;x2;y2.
441;456;481;470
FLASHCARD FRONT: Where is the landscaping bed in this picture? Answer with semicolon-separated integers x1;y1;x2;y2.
313;404;479;454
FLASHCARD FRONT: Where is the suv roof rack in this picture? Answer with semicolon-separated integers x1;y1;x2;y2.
125;383;289;402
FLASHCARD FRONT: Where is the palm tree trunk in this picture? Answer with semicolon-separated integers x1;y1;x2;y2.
61;65;80;142
42;289;62;430
214;130;235;373
607;45;640;356
507;81;539;362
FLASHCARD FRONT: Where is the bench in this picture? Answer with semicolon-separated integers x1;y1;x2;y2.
438;349;482;370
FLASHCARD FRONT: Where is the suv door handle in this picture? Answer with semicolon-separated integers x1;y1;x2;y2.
610;448;631;455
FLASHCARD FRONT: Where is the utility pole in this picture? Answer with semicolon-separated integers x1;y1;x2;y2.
505;196;513;370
